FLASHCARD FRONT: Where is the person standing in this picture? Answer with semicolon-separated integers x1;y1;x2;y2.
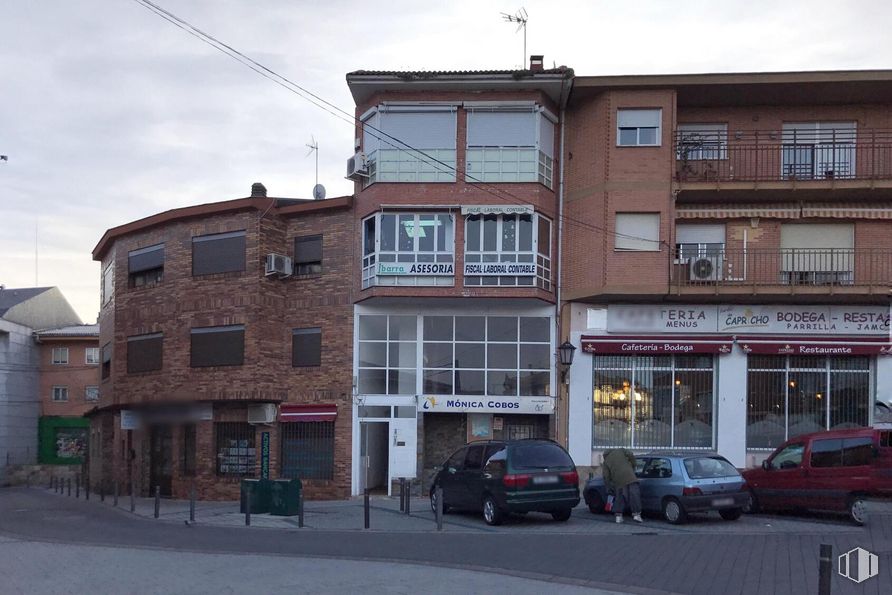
602;448;643;524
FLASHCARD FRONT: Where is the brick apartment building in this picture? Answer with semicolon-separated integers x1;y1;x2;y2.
561;70;892;471
346;58;571;495
89;185;354;499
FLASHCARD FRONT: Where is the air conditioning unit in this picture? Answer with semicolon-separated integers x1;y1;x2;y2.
247;403;277;424
689;256;722;281
346;152;369;180
265;253;292;277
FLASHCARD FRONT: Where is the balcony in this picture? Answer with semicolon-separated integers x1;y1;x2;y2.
672;248;892;296
673;129;892;196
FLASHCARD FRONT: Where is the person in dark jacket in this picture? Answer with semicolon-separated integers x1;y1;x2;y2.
602;448;643;523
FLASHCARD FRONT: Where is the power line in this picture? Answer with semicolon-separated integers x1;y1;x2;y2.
130;0;668;247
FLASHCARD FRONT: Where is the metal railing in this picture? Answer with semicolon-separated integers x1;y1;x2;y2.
673;129;892;183
673;248;892;289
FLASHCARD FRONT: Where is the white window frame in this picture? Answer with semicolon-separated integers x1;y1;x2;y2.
676;123;728;160
101;261;114;306
674;223;726;264
85;347;100;365
361;212;455;289
463;212;552;289
52;386;69;402
52;347;69;365
614;213;661;252
85;386;99;402
617;108;662;147
781;121;857;180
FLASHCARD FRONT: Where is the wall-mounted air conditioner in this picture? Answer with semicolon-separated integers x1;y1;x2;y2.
265;253;292;277
346;152;369;180
247;403;277;424
689;256;722;281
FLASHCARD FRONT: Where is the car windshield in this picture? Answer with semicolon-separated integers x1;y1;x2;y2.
511;443;574;469
683;456;740;479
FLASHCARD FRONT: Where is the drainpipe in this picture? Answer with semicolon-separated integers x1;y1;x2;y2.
555;105;567;444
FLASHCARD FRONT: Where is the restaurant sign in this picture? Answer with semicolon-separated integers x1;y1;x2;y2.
581;336;733;355
739;341;892;356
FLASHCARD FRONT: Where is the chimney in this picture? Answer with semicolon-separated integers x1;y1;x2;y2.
251;182;267;198
529;55;544;72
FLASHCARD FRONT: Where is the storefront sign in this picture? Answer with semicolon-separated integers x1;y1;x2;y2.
260;432;270;479
418;396;554;414
607;305;890;336
376;262;454;276
739;341;892;356
581;335;733;355
464;262;537;276
120;410;141;430
460;204;534;216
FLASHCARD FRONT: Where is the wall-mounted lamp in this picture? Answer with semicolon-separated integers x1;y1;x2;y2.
558;341;577;384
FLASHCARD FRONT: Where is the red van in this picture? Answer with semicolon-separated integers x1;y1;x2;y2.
742;427;892;524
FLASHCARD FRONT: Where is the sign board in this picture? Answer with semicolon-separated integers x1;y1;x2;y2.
460;204;534;216
739;341;892;356
464;262;536;276
581;336;733;355
418;396;554;414
260;432;270;479
120;410;141;430
608;305;718;333
376;262;454;276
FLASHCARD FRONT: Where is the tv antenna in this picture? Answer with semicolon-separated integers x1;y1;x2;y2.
501;7;528;68
306;135;319;187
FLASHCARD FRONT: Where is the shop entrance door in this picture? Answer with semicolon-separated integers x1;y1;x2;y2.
389;418;417;480
360;421;389;494
149;425;173;497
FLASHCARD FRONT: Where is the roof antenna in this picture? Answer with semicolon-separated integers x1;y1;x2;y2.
306;135;319;188
501;7;528;68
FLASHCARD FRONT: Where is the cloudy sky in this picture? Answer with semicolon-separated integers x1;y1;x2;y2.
2;0;891;322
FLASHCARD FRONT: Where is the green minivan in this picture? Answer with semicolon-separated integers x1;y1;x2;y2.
429;439;580;526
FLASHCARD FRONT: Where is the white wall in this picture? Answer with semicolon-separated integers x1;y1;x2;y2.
0;320;40;478
716;348;747;467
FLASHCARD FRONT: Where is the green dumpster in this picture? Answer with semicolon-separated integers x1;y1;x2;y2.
240;479;272;514
269;478;302;516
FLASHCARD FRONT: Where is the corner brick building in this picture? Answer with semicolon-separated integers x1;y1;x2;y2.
89;185;354;499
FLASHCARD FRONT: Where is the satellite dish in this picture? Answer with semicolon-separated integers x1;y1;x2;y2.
312;184;326;200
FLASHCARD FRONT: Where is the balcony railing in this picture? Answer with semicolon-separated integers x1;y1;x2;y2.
672;248;892;290
673;129;892;183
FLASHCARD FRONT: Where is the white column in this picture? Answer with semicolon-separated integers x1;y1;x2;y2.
716;348;747;468
567;330;593;465
876;356;892;409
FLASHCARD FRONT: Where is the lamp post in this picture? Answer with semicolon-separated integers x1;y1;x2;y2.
558;341;576;384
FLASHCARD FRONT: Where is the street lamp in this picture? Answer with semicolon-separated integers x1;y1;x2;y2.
558;341;576;384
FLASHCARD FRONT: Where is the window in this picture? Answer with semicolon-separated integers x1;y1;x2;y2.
361;213;454;289
101;261;114;305
192;230;246;276
101;343;111;380
463;445;485;470
128;243;164;288
642;458;673;479
358;315;417;395
215;422;255;476
782;122;856;180
810;439;842;468
483;446;507;475
52;386;69;402
182;424;196;477
52;347;69;365
769;443;804;470
294;235;322;275
615;213;661;251
593;355;715;449
446;447;466;470
683;456;739;479
780;224;854;285
465;106;556;188
362;105;456;183
191;325;245;367
126;333;162;373
617;108;661;147
464;212;552;289
281;421;335;480
841;436;874;467
746;355;871;449
85;347;100;365
675;224;725;262
676;124;728;160
84;386;99;402
292;327;321;367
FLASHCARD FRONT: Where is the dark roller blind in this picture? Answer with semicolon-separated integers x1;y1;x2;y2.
127;333;163;373
294;235;323;264
192;231;246;276
191;325;245;367
128;244;164;273
292;327;321;367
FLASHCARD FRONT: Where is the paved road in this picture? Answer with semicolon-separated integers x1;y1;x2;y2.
1;488;890;595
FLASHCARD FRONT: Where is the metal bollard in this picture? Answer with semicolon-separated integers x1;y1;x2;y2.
435;486;443;531
189;482;196;523
399;478;406;513
114;482;119;507
818;544;832;595
67;478;71;497
298;495;304;528
405;480;411;515
245;490;251;526
154;486;160;519
363;489;370;529
76;476;80;499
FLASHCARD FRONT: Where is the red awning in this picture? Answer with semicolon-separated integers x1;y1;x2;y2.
738;336;892;356
580;335;734;355
279;404;338;422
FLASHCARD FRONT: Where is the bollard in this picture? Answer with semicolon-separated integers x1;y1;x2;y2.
363;489;370;529
52;477;57;493
76;476;80;499
818;544;832;595
298;494;304;528
130;482;135;513
67;478;71;497
100;483;105;503
399;478;406;513
113;482;119;507
189;482;196;524
245;490;251;526
435;486;443;531
405;480;411;515
154;486;160;519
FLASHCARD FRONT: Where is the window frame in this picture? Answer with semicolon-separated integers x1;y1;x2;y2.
676;123;728;161
101;343;111;380
292;327;322;367
126;332;163;374
280;421;335;480
85;347;100;365
615;213;661;252
52;385;69;402
361;212;455;289
214;422;255;477
617;108;662;147
51;347;69;365
101;261;115;306
84;385;99;402
463;212;546;288
191;230;247;277
293;234;323;276
190;325;246;368
128;243;164;289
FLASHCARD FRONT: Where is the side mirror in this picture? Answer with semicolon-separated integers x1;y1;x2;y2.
761;460;770;471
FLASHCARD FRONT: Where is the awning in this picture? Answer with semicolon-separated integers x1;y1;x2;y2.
279;404;338;422
676;203;800;219
801;203;892;219
739;336;892;356
581;335;734;355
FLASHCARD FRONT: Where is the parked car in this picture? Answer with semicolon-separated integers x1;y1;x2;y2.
742;427;892;525
583;453;749;524
429;439;580;526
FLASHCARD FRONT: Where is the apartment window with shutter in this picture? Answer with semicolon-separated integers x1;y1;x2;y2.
128;244;164;288
617;109;662;147
294;235;323;275
52;386;69;402
101;343;112;380
52;347;69;365
126;333;163;373
780;224;854;285
101;261;115;305
192;231;246;276
615;213;661;251
85;347;100;365
190;325;245;367
85;386;99;402
292;327;322;367
675;224;725;262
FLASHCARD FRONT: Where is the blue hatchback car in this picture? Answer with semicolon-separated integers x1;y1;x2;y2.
583;452;749;524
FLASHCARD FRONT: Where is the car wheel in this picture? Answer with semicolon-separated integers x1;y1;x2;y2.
551;508;572;522
429;485;450;515
662;497;687;525
587;492;605;515
848;495;867;526
742;490;760;514
482;495;504;526
719;508;743;521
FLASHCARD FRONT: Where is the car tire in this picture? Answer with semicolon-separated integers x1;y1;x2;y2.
719;508;743;521
848;495;867;526
587;491;606;514
551;508;572;522
662;497;688;525
742;490;760;514
429;485;450;515
482;495;504;526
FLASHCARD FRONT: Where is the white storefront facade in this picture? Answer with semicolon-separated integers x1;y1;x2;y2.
567;303;891;468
